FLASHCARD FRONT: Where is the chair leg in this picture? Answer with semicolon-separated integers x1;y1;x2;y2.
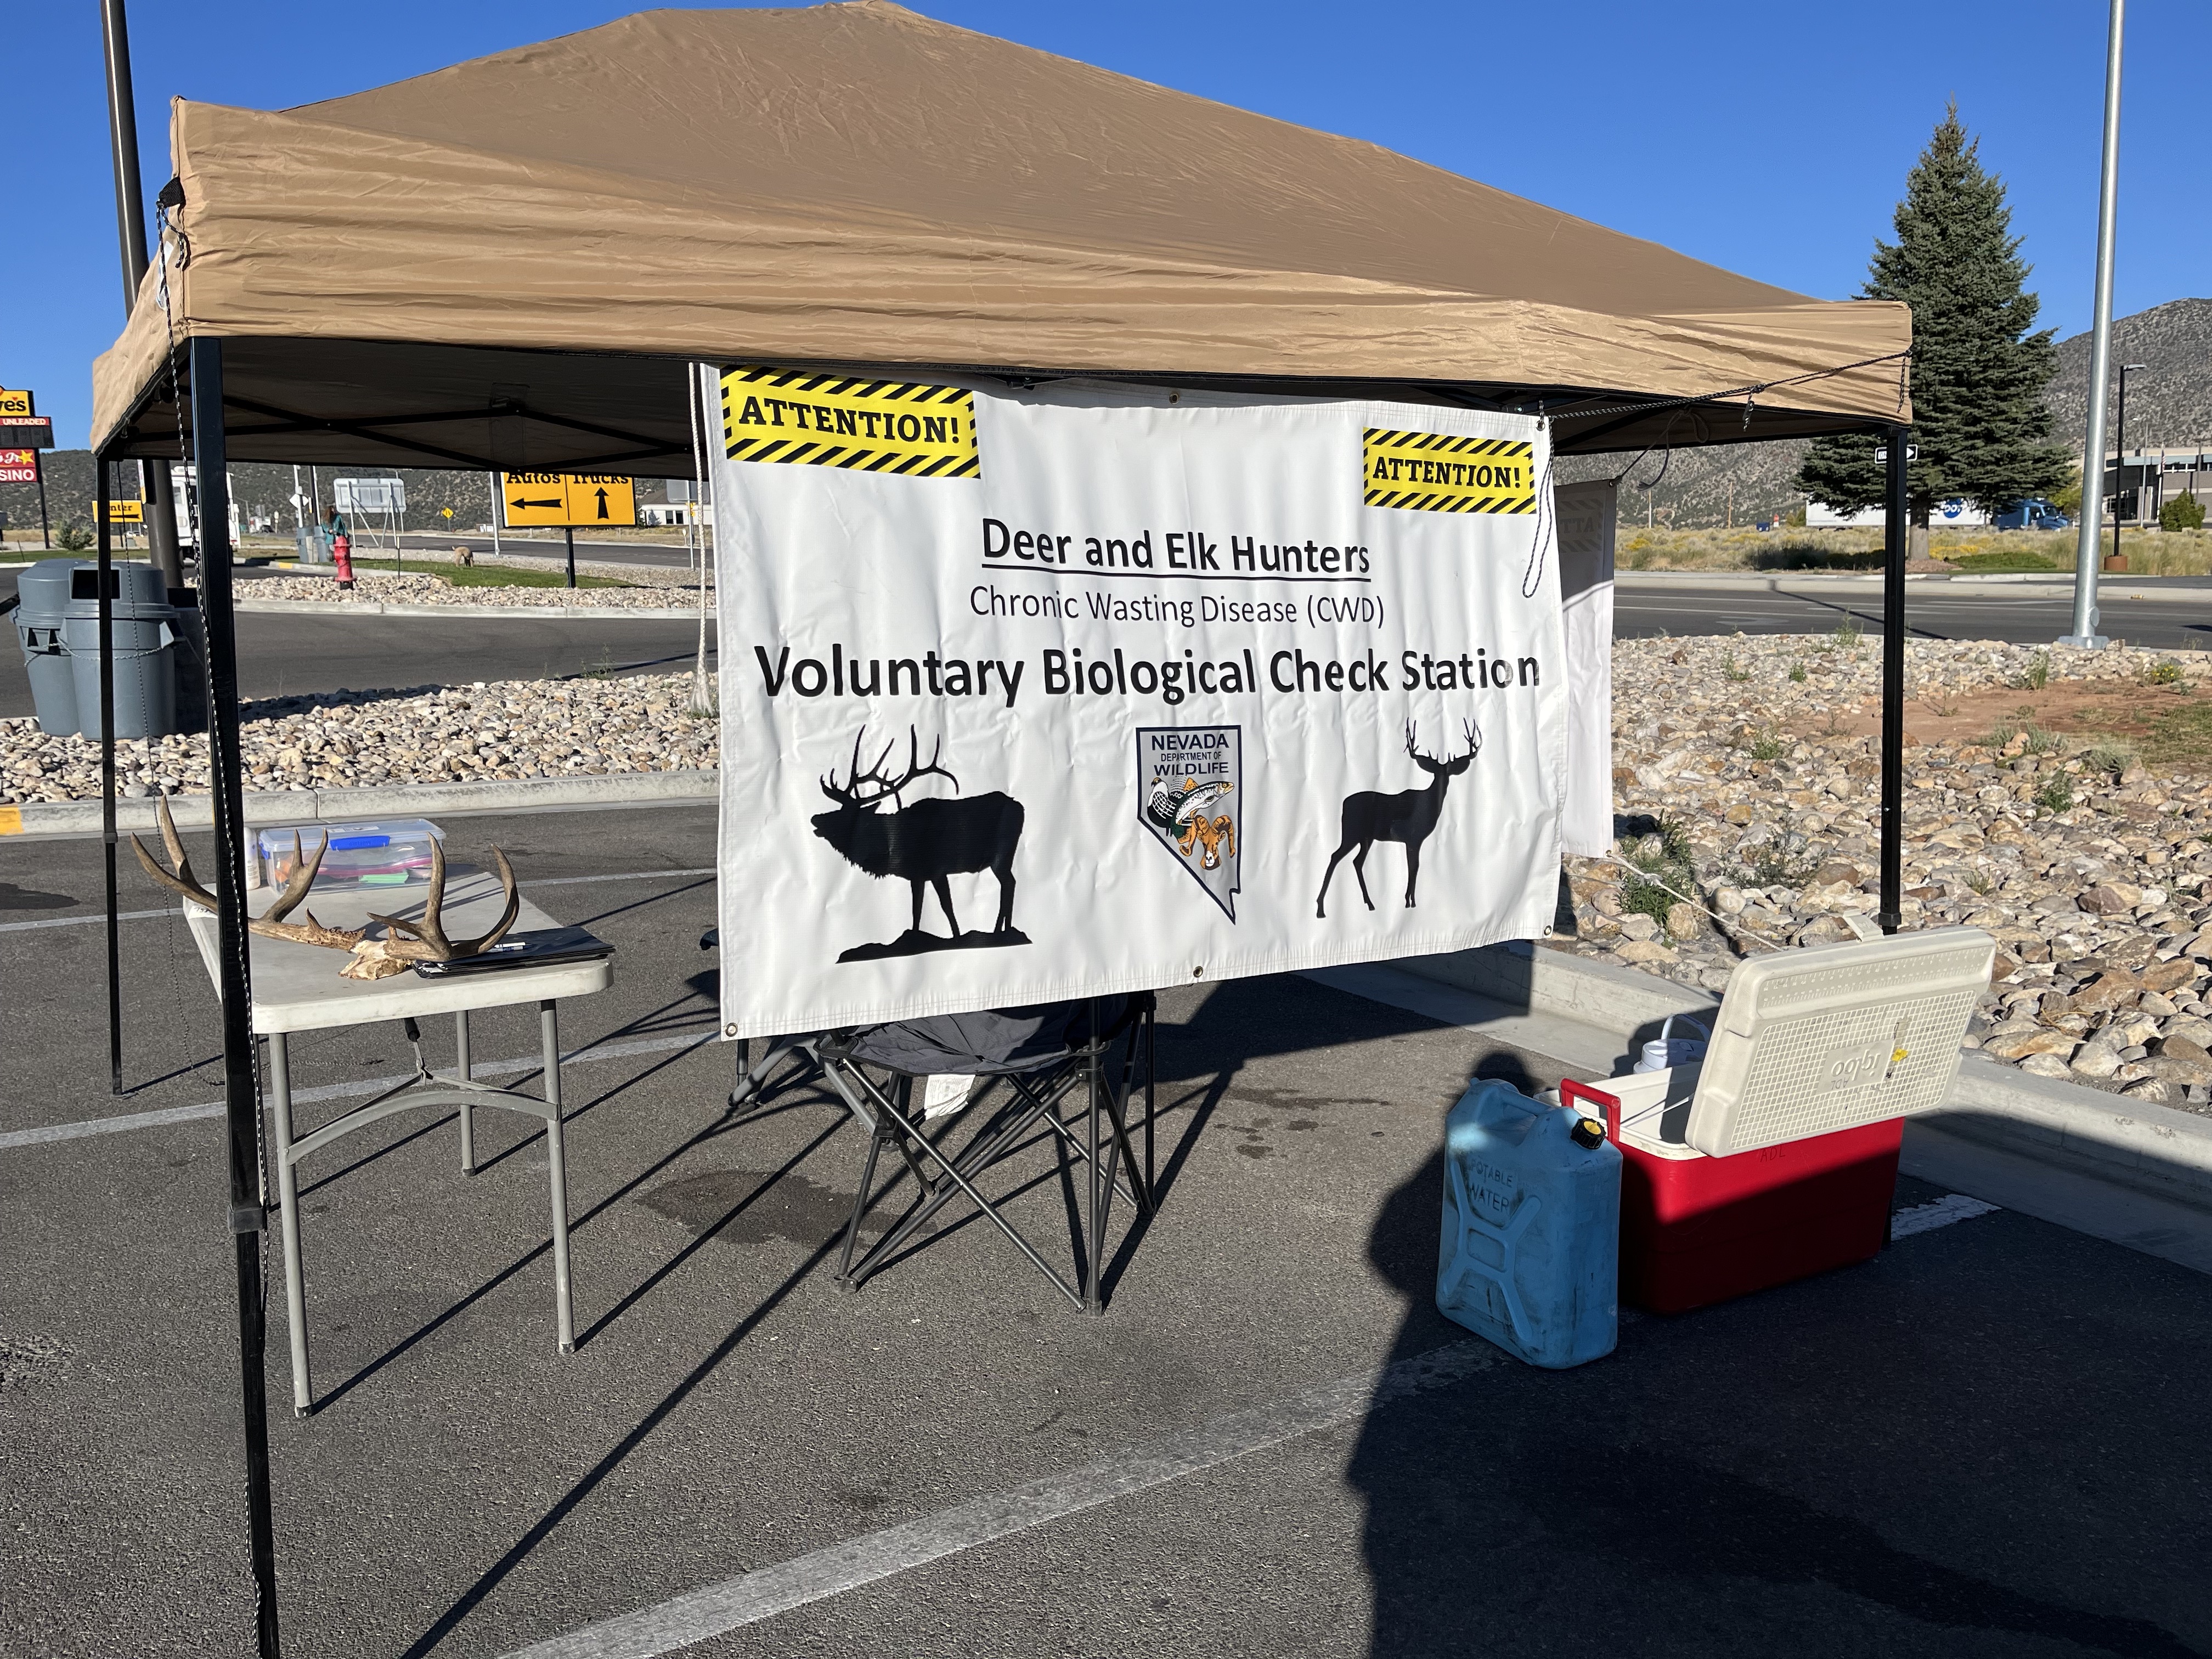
1011;1070;1142;1210
834;1125;887;1289
845;1086;1049;1281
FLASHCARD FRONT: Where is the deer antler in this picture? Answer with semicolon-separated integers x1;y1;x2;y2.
131;798;366;952
346;840;521;979
1462;719;1483;760
1406;720;1447;766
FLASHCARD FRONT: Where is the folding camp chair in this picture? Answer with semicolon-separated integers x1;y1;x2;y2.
815;994;1156;1313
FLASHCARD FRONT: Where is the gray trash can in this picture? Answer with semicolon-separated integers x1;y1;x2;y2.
12;559;87;736
61;563;181;741
167;588;210;736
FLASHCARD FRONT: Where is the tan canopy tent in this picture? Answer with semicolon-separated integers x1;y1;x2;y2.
93;0;1909;469
86;16;1920;1649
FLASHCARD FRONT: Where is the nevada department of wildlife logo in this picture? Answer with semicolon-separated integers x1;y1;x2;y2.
1137;726;1242;921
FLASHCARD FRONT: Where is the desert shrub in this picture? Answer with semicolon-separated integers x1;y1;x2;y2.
1620;819;1697;924
2080;740;2135;777
2162;492;2204;533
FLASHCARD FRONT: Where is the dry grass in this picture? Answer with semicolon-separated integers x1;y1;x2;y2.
1617;524;2212;575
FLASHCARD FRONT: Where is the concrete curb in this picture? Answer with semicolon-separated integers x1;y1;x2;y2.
1406;937;1719;1031
1402;939;2212;1212
1;769;719;839
234;597;713;622
1931;1051;2212;1214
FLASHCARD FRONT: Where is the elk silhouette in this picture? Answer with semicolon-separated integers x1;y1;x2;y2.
1316;720;1482;918
813;726;1024;940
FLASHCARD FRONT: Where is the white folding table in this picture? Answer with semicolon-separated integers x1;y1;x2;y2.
184;864;612;1416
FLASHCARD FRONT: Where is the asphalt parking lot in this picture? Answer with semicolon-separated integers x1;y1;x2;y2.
4;803;2209;1658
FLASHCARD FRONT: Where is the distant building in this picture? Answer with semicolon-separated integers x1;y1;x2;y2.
2106;447;2211;526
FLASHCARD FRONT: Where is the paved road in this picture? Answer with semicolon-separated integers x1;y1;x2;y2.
1619;579;2212;650
7;562;2207;727
0;601;714;719
3;804;2207;1658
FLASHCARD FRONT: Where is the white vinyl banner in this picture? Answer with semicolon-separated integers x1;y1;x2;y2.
712;370;1564;1038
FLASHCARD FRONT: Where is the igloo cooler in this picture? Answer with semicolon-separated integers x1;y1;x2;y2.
1565;927;1996;1315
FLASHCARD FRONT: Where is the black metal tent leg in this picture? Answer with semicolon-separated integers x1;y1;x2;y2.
1143;1002;1154;1195
97;448;122;1097
1879;423;1908;934
190;336;281;1650
1085;1001;1103;1315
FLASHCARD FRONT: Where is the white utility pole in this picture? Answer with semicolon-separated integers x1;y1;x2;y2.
2062;0;2125;648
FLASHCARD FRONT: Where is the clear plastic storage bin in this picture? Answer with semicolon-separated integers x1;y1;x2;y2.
255;820;445;889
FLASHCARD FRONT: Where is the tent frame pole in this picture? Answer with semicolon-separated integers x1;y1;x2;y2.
189;336;284;1658
99;450;122;1096
1878;424;1909;935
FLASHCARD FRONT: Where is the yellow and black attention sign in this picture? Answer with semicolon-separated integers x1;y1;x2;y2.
721;366;979;481
103;500;144;522
1362;429;1535;514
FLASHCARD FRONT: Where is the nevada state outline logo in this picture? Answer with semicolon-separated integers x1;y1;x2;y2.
1137;726;1242;921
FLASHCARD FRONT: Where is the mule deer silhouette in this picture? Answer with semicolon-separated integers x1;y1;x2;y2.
1316;720;1481;918
812;727;1024;938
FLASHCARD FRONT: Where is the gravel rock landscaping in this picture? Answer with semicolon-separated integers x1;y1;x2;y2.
1563;633;2212;1115
246;554;712;608
1;674;719;803
15;623;2212;1114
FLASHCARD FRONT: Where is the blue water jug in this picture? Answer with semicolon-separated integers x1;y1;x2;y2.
1436;1079;1621;1369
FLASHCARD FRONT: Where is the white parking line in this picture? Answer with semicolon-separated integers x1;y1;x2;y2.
0;867;715;936
499;1187;2004;1659
0;906;171;934
501;1340;1508;1659
1889;1192;2002;1237
0;1029;720;1152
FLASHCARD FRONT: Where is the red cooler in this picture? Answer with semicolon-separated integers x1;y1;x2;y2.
1561;927;1995;1314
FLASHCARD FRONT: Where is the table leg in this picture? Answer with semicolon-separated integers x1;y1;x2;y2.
269;1032;314;1417
455;1009;476;1175
540;1000;575;1355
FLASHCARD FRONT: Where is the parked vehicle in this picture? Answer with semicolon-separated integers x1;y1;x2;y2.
1993;498;2072;532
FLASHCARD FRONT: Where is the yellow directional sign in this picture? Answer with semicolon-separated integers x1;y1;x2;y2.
103;500;145;522
497;472;636;529
0;390;31;419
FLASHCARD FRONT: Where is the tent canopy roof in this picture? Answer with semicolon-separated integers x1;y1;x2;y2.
94;2;1908;469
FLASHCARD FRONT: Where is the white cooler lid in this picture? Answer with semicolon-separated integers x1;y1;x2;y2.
1681;927;1995;1158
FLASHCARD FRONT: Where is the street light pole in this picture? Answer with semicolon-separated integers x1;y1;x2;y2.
2062;0;2125;648
99;0;184;590
2112;363;2147;567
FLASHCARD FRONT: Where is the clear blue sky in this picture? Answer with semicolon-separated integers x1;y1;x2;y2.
6;1;2203;447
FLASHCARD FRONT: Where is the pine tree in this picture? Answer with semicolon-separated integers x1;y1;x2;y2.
1797;105;2067;537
